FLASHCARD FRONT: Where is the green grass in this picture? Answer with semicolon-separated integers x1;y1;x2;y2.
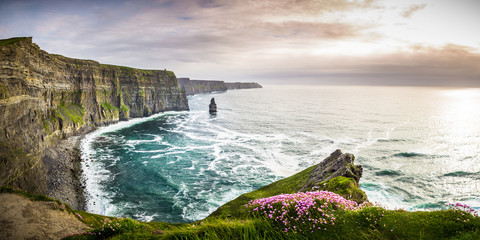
101;102;119;112
208;165;317;219
120;104;129;112
63;217;149;240
317;176;367;203
58;103;85;124
0;83;8;99
162;207;479;240
119;104;130;119
103;207;478;240
138;89;145;97
159;219;294;240
101;102;120;119
100;64;177;87
100;64;156;79
0;37;30;46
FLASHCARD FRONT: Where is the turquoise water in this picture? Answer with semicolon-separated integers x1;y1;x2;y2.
81;85;480;222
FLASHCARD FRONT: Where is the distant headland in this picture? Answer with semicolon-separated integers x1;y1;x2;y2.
177;77;262;96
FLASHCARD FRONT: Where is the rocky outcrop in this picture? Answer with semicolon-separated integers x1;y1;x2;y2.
225;82;262;90
0;37;189;195
209;98;217;113
178;78;262;95
300;149;366;203
301;149;363;189
177;78;227;95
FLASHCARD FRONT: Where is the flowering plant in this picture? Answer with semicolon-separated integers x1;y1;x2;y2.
447;202;479;218
246;191;369;233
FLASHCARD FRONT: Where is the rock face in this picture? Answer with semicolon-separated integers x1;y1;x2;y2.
300;149;366;203
0;37;189;194
209;98;217;113
301;149;363;189
178;78;262;95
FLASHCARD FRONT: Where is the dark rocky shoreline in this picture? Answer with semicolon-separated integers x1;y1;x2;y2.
44;135;87;210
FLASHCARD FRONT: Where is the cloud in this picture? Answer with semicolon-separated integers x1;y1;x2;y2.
17;0;375;67
365;44;480;86
2;0;479;86
247;43;480;86
401;3;427;18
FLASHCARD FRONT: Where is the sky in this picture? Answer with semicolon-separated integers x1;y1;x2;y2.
1;0;479;86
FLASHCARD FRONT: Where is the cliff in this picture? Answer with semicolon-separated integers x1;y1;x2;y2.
225;82;262;90
178;78;262;95
0;37;189;195
177;78;227;95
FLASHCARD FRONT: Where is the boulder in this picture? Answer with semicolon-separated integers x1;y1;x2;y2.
300;149;366;203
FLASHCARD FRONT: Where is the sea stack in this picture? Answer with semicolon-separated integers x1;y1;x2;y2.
209;98;217;113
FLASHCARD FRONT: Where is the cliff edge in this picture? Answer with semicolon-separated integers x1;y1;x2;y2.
0;37;189;199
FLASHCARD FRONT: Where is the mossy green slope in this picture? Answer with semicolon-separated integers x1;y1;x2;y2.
208;166;366;219
316;176;367;204
208;165;316;219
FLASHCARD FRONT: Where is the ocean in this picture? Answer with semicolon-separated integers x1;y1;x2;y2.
80;85;480;223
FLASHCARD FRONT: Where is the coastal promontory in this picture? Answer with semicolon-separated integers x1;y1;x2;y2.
178;77;262;95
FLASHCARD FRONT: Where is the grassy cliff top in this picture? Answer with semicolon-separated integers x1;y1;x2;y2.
0;37;176;77
0;37;32;46
100;64;176;78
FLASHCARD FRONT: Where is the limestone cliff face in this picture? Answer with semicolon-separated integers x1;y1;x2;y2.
0;37;189;193
178;78;262;95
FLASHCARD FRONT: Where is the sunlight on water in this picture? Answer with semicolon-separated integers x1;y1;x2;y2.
439;89;480;140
